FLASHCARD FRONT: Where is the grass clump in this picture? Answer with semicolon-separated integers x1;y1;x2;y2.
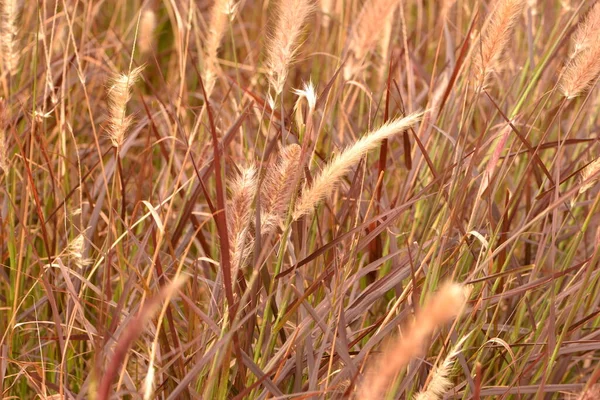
2;0;600;399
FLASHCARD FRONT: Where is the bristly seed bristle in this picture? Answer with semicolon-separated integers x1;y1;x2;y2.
227;165;258;276
358;282;471;400
560;2;600;98
261;144;302;233
106;66;144;148
265;0;314;95
1;0;21;75
472;0;525;90
293;112;422;220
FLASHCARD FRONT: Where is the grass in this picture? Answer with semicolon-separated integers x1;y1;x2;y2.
1;0;600;398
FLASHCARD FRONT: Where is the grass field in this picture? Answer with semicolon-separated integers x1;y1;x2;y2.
1;0;600;398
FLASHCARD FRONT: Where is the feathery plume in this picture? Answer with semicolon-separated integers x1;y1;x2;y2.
345;0;402;79
203;0;239;97
376;7;395;84
571;2;600;57
293;112;422;220
0;127;7;173
227;166;257;274
97;276;187;400
138;9;156;55
292;80;317;111
577;384;600;400
560;3;600;99
66;232;91;268
319;0;335;28
560;44;600;99
1;0;21;75
579;157;600;195
0;128;8;173
440;0;457;22
261;144;301;233
0;98;8;172
266;0;314;95
106;66;144;148
357;282;471;400
413;335;470;400
472;0;525;89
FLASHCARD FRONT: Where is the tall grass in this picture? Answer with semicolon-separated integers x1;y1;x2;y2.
1;0;600;399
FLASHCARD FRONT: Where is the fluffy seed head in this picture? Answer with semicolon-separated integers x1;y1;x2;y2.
579;157;600;195
571;2;600;57
319;0;335;28
577;385;600;400
227;166;258;273
345;0;402;79
0;128;7;173
472;0;525;89
560;3;600;98
138;9;156;55
106;66;144;148
1;0;21;75
203;0;239;97
292;80;317;111
293;112;422;220
266;0;314;95
357;282;470;400
261;144;302;233
67;232;91;268
413;335;470;400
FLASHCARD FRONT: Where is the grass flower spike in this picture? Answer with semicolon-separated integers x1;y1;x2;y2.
293;112;422;219
106;66;144;148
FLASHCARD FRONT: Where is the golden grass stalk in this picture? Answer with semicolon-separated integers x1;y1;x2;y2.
357;282;470;400
1;0;20;75
204;0;239;97
261;144;301;233
106;66;144;148
579;157;600;195
293;112;422;220
472;0;525;89
138;9;156;55
266;0;314;95
227;166;257;274
345;0;401;79
560;3;600;99
413;335;470;400
571;2;600;57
